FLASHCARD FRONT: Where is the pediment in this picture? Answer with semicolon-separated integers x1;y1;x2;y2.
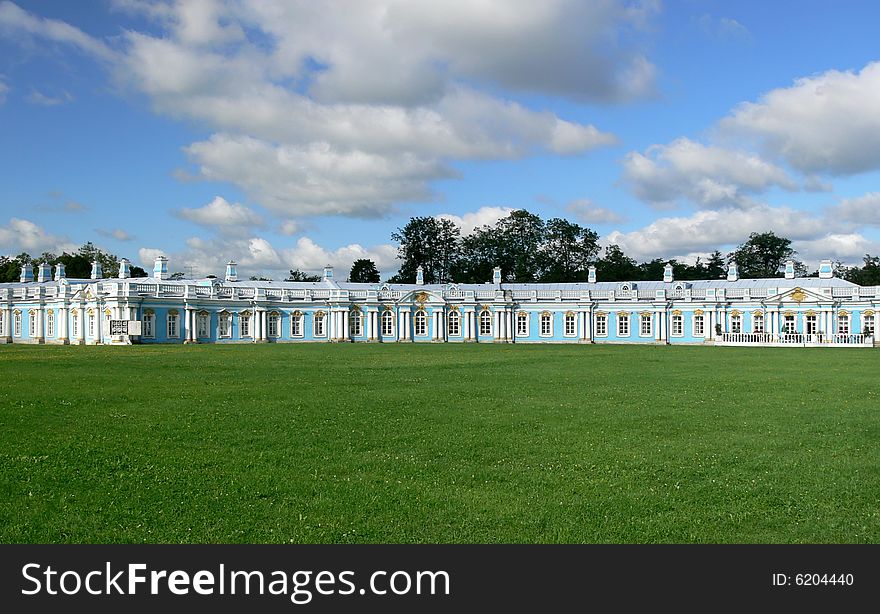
400;289;445;305
768;286;827;304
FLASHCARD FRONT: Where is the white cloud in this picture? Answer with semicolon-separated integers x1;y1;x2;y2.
0;1;115;61
279;221;302;236
174;196;264;229
0;78;7;105
0;218;77;255
721;61;880;175
137;247;165;269
25;89;73;106
829;192;880;226
436;206;514;235
794;233;880;265
604;205;830;261
565;198;625;224
96;228;135;241
622;137;797;208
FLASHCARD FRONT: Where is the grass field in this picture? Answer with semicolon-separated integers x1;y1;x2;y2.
0;343;877;544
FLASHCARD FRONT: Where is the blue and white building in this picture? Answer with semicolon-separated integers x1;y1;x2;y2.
1;256;876;347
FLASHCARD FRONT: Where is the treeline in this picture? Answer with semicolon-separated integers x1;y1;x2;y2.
387;209;880;285
0;243;147;282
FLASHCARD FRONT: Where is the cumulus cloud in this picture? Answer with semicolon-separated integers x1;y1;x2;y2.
829;192;880;226
721;61;880;175
793;233;880;265
2;1;636;219
622;137;797;208
566;198;625;224
435;206;514;235
0;218;78;255
174;196;264;230
604;205;830;261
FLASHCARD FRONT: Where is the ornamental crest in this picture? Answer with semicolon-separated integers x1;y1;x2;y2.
415;291;429;304
790;288;807;303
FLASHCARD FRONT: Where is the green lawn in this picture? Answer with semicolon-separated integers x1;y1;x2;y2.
0;343;877;543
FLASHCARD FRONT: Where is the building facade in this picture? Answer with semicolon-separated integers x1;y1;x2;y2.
1;257;876;347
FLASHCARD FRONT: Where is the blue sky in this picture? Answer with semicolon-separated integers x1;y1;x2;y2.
2;0;880;279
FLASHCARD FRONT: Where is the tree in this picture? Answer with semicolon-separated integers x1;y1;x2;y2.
728;232;801;278
844;255;880;285
704;251;727;279
286;269;321;282
390;217;460;284
596;244;639;282
538;218;600;282
348;259;380;283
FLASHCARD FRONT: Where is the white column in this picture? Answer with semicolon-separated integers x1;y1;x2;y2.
2;306;9;340
186;308;194;342
77;308;85;344
506;310;513;341
659;309;666;341
35;307;44;342
59;306;68;343
467;310;475;341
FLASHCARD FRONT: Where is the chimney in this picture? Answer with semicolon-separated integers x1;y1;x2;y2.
416;265;424;286
118;258;131;279
323;264;334;281
153;255;169;280
54;262;66;281
588;265;597;283
784;260;795;279
20;263;34;283
492;266;502;285
818;259;834;279
90;260;103;280
727;262;739;282
663;262;673;283
225;260;238;282
37;263;52;283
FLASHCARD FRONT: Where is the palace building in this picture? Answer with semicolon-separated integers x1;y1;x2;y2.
0;256;876;347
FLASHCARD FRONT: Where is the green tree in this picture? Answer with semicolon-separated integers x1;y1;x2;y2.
348;259;380;283
844;254;880;285
728;232;801;278
390;216;460;283
538;218;600;282
286;269;321;282
596;244;639;282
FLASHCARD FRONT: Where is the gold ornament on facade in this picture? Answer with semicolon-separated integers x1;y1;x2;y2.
864;309;874;317
480;304;491;311
415;291;429;304
671;309;682;316
838;309;849;316
314;310;326;317
291;310;303;317
752;309;763;315
805;309;817;316
790;288;807;303
382;304;393;311
694;309;704;316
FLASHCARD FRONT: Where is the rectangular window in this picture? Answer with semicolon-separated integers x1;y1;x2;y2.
88;314;96;338
414;312;427;337
197;314;209;338
0;310;3;336
219;313;231;338
46;312;55;337
516;313;528;336
806;315;817;336
350;313;362;337
142;313;155;338
240;314;251;338
71;314;79;338
640;313;652;336
671;315;683;337
448;312;460;336
479;312;492;336
291;315;303;337
14;313;22;337
730;315;742;334
694;315;704;336
381;312;393;336
753;314;764;333
540;314;552;336
564;314;576;337
29;313;36;337
314;314;326;337
167;313;179;338
837;315;849;335
618;314;629;337
865;314;875;336
783;315;796;334
595;314;607;336
268;314;279;338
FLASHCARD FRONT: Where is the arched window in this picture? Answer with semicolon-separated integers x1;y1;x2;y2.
381;310;394;336
88;311;96;338
414;310;427;336
349;310;362;337
29;311;36;337
267;311;280;338
540;312;552;336
314;312;326;337
516;312;528;336
564;312;576;337
479;310;492;336
13;311;22;337
448;310;460;336
71;310;79;338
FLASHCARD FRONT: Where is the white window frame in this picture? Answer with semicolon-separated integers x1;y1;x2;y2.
290;313;303;338
0;310;4;336
639;313;652;337
864;313;875;336
564;313;576;337
142;311;155;338
783;314;796;334
314;313;326;338
805;314;818;336
837;314;849;335
348;311;362;337
381;311;394;336
29;311;36;337
197;312;210;339
516;312;528;336
540;312;552;337
671;314;683;337
693;315;704;336
218;312;231;338
268;312;280;338
595;314;607;337
71;312;79;338
730;315;742;334
167;312;179;338
240;313;251;338
88;313;96;338
479;310;492;336
448;311;461;336
46;311;55;337
617;313;630;337
753;314;764;334
414;310;427;337
14;312;22;337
